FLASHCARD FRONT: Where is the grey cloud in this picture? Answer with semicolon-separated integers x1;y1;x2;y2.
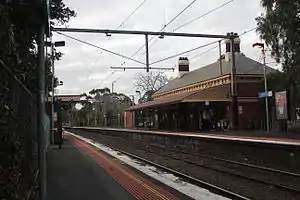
54;0;275;96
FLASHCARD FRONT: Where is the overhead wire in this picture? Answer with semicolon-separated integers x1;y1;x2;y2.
172;0;234;32
137;0;235;61
119;0;198;66
86;0;148;87
116;0;148;29
149;40;220;65
93;70;117;90
190;27;257;61
114;0;199;84
56;31;145;65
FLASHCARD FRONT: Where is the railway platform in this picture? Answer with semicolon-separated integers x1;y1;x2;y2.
68;126;300;146
46;134;184;200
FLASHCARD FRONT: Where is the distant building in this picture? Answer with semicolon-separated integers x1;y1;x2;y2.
125;37;276;131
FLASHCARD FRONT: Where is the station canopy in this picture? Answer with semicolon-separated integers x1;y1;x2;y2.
126;84;230;111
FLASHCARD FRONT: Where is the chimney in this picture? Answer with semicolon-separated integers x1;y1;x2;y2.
224;33;241;62
178;57;189;78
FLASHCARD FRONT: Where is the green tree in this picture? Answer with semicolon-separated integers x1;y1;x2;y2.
0;0;76;92
256;0;300;118
266;71;287;92
0;1;76;200
71;88;133;127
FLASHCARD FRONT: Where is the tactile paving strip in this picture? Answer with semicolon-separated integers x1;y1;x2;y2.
67;134;179;200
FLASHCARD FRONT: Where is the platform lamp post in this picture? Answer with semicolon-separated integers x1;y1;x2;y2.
45;40;65;144
253;42;270;133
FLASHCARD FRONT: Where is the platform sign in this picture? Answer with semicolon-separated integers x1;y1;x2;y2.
275;91;288;120
258;91;273;98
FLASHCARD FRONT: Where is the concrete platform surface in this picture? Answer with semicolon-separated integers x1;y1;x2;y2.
46;139;134;200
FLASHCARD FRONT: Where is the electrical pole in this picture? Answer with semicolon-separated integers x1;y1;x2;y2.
230;33;239;130
45;39;65;143
218;40;223;75
253;43;270;132
262;48;270;132
145;34;150;72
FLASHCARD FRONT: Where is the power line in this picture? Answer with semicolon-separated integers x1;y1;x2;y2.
138;0;233;59
93;70;117;89
190;27;256;61
150;40;220;65
172;0;234;32
117;0;148;29
120;0;198;66
137;0;198;57
162;0;198;30
114;0;199;84
190;44;220;60
86;50;105;81
87;0;147;80
55;31;145;65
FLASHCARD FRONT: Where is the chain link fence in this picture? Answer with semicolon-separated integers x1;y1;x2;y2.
0;60;39;200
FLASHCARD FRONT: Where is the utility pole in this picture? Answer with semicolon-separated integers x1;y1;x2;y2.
253;43;270;132
45;40;65;143
230;32;239;130
218;40;223;75
263;49;270;132
145;34;150;72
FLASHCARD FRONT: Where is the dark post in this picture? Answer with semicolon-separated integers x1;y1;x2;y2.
37;1;47;199
145;34;150;72
219;40;223;75
230;33;239;130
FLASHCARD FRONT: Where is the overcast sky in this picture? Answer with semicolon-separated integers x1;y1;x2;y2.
53;0;279;97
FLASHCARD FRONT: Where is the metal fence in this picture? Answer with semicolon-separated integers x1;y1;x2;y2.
0;60;39;200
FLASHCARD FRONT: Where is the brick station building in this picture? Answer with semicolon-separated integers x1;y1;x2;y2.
125;38;276;131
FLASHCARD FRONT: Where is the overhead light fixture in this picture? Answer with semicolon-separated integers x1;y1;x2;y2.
106;33;112;37
159;34;164;39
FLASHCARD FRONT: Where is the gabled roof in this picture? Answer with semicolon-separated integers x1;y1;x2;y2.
155;53;277;95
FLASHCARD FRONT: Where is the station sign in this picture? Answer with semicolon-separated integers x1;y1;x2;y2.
258;91;273;98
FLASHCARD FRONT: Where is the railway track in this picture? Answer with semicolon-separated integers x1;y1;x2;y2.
69;131;249;200
143;146;300;193
70;130;300;200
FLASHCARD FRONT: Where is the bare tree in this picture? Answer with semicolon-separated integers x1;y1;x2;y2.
134;71;169;94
